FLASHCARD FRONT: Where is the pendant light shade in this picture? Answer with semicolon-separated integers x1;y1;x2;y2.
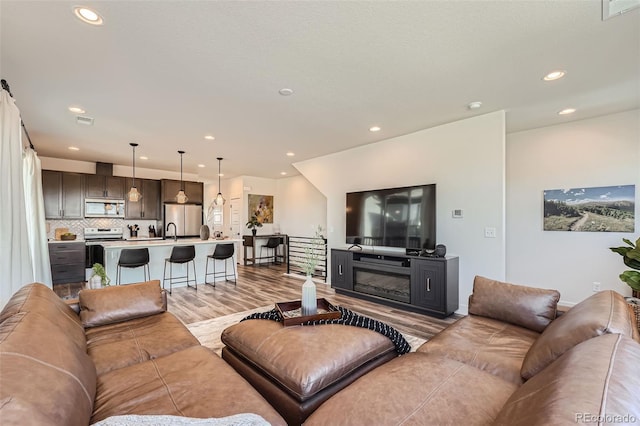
175;150;188;204
213;157;226;206
128;143;141;202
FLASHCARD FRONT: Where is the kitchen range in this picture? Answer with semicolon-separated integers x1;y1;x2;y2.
84;227;125;268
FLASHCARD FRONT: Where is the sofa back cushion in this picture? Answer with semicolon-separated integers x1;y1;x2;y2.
468;276;560;333
80;280;165;328
521;290;638;380
0;284;96;426
493;334;640;426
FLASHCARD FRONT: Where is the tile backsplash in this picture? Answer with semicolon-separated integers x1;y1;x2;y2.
47;218;162;240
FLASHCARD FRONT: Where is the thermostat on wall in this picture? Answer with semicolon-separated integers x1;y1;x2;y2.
452;209;463;218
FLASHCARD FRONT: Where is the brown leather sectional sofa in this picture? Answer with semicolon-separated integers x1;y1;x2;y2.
305;276;640;425
0;280;286;426
1;276;639;426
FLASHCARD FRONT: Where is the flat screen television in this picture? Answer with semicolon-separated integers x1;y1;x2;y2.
346;184;436;249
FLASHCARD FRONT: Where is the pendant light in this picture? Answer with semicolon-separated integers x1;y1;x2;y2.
213;157;226;206
175;150;188;204
128;143;141;202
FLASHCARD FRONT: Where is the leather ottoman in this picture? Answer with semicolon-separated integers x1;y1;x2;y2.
221;319;398;425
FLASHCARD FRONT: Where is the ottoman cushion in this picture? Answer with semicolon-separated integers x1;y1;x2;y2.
221;319;395;400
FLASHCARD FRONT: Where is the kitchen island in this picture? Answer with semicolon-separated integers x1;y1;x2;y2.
99;238;242;286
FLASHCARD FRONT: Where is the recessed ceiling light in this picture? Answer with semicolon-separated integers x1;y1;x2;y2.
279;88;294;96
286;152;295;157
280;172;287;176
68;146;80;151
73;6;103;25
369;126;381;132
197;164;205;168
543;70;566;81
558;108;576;115
204;135;215;140
467;101;482;110
68;106;85;114
139;156;148;160
218;173;224;177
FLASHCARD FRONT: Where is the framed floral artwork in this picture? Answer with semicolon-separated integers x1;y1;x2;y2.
248;194;274;224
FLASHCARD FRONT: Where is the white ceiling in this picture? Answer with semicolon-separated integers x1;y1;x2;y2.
1;1;639;180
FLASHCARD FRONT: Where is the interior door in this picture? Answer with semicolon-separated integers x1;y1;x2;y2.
230;198;242;262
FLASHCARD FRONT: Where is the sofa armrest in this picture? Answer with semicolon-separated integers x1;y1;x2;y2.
79;280;165;328
468;276;560;332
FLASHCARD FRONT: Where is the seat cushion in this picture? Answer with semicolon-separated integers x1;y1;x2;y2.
305;352;518;426
79;280;165;328
521;290;638;380
86;312;200;375
91;345;286;426
221;320;395;400
494;334;640;426
468;276;560;332
417;315;539;384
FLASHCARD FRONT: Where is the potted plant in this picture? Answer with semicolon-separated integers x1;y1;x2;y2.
89;263;111;289
246;214;263;236
610;236;640;299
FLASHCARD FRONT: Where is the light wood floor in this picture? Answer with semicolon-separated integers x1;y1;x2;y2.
166;263;462;341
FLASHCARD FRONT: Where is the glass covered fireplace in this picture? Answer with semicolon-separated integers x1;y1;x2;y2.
353;266;411;304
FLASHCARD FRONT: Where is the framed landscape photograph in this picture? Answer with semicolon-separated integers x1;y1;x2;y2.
543;185;635;232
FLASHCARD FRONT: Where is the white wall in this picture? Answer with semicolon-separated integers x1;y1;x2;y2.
276;175;327;237
506;109;640;305
294;111;507;312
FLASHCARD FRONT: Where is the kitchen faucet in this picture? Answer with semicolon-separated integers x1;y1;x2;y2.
166;222;177;241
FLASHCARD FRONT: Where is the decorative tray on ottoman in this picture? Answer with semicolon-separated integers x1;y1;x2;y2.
275;298;341;327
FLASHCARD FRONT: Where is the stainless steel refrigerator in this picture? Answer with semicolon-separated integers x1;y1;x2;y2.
164;204;202;238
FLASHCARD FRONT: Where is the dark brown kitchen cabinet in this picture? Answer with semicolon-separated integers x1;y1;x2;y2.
49;241;86;285
85;175;125;198
42;170;84;219
161;179;203;204
125;178;161;219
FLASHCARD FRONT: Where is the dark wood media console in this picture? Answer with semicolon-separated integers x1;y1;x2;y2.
331;248;459;318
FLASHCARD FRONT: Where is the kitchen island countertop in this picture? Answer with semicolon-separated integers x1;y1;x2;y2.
100;238;241;249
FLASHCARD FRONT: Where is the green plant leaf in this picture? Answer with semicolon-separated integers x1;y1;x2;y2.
623;238;634;247
626;248;640;261
610;246;630;256
623;255;640;271
620;271;640;291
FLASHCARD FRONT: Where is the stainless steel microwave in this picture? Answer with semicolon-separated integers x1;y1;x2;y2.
85;198;125;218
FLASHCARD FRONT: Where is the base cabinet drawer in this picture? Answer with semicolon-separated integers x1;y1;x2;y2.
51;264;85;284
49;242;86;285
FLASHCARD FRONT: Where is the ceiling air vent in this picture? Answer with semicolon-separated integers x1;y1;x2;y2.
603;0;640;20
76;116;94;126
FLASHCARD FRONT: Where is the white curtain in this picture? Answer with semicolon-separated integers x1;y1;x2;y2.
0;88;36;308
23;147;51;286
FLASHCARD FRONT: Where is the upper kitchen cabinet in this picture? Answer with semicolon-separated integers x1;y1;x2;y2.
85;175;125;199
161;179;203;204
124;178;161;220
42;170;84;219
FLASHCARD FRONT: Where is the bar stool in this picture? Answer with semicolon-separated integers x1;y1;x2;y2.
163;245;197;294
205;243;236;287
259;237;283;265
117;248;150;285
